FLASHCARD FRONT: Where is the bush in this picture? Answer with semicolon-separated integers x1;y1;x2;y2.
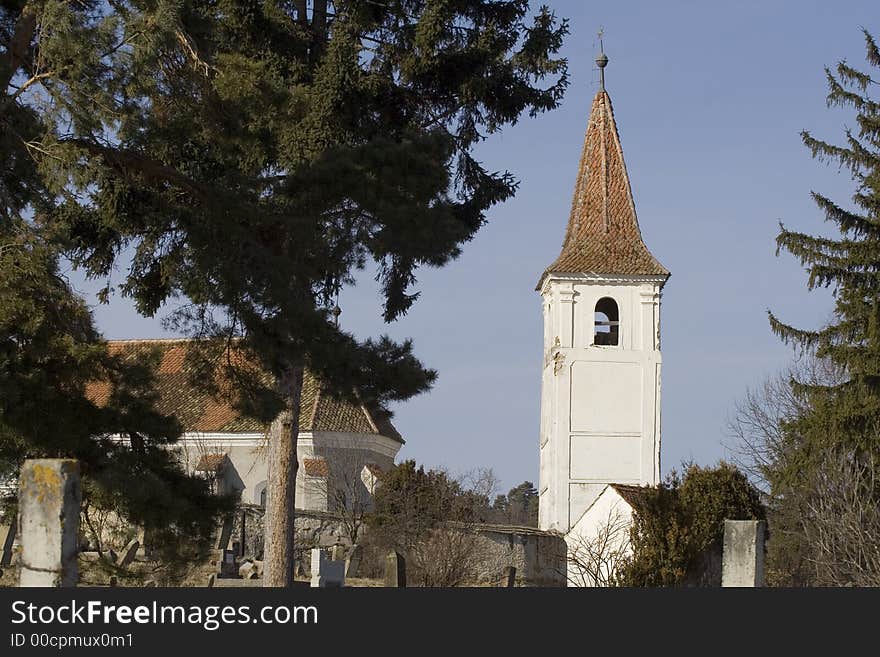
616;462;766;586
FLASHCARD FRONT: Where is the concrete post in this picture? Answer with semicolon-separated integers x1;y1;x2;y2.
310;548;344;587
18;459;81;587
722;520;766;587
384;551;406;588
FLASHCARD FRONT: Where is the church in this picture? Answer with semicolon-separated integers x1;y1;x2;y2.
536;48;669;584
85;339;402;513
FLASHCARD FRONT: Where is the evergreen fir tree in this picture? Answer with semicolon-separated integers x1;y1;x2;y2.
4;1;568;585
1;2;231;573
770;30;880;477
768;29;880;583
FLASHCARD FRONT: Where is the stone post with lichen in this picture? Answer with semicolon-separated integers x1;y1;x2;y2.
18;459;81;587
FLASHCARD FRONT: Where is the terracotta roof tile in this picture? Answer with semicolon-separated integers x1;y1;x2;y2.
85;339;403;442
195;453;228;472
538;90;669;288
609;483;654;512
302;458;329;477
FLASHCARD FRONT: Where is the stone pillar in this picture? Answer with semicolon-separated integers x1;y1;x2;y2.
722;520;766;587
384;551;406;588
310;548;344;588
18;459;81;587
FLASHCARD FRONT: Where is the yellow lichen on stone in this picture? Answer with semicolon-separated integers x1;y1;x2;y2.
25;463;62;504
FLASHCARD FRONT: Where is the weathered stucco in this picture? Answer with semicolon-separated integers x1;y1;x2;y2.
469;524;567;587
18;459;81;587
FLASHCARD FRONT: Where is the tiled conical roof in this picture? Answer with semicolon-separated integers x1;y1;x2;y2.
538;90;669;288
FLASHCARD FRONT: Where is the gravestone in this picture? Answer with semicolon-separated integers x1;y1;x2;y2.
117;539;140;569
384;551;406;588
310;548;345;588
219;548;238;578
722;520;766;587
18;459;81;587
330;544;346;562
239;559;263;580
217;514;234;550
0;522;15;567
345;545;364;578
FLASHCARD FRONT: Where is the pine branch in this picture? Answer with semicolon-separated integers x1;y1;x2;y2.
864;28;880;68
809;265;880;291
825;67;878;114
837;61;875;93
844;128;880;169
769;311;822;349
59;137;213;202
810;191;877;236
9;70;54;100
776;226;880;271
803;130;868;179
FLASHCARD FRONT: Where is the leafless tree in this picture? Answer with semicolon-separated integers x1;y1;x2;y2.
404;467;501;586
457;467;500;503
726;354;844;489
564;508;632;587
801;450;880;586
726;352;880;586
409;525;481;587
304;450;380;546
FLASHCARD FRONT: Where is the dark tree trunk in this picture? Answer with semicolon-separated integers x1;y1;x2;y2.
1;3;37;91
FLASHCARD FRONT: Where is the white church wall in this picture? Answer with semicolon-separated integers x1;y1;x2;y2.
176;431;401;513
569;361;642;433
538;274;664;534
567;486;634;587
569;435;641;481
568;482;607;529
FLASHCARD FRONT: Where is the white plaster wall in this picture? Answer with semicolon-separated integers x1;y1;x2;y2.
176;431;400;512
567;486;635;587
538;273;664;534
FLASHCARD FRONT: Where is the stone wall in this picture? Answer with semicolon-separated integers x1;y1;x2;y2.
467;524;567;587
226;505;355;576
225;507;565;586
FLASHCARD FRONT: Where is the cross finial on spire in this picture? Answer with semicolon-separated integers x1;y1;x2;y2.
595;28;608;91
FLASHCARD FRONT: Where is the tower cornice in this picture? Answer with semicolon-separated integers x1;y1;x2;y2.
539;271;668;296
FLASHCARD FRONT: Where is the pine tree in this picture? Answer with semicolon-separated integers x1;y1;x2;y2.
768;30;880;583
3;2;569;585
770;30;880;476
1;2;231;574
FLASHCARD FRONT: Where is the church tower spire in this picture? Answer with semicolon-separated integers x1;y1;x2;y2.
538;50;668;289
537;48;669;557
596;30;608;91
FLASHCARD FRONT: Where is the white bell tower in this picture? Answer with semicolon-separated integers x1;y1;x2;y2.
537;50;669;535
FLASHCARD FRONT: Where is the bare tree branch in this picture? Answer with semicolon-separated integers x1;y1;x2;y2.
565;508;631;587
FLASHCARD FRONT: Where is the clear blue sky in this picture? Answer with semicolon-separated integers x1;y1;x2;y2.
70;1;877;492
